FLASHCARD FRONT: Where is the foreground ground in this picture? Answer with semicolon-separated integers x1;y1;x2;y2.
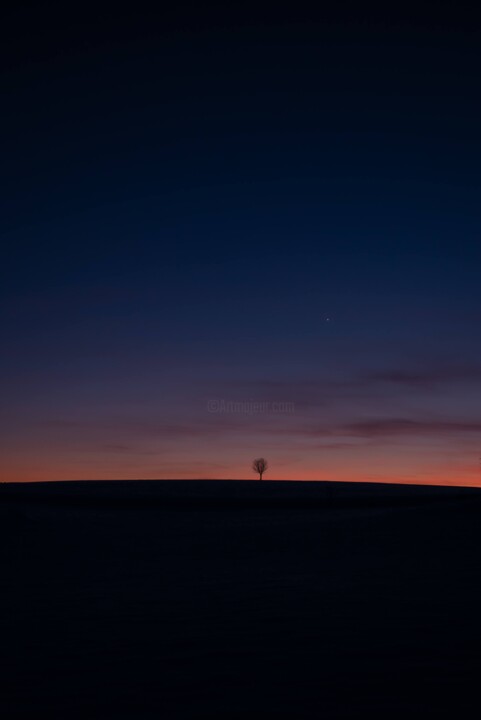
1;479;481;718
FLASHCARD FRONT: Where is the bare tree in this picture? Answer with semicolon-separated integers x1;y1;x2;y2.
252;457;268;481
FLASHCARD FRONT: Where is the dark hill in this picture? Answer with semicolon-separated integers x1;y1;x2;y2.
1;480;481;718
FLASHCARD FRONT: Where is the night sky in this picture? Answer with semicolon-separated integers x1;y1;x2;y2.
1;4;480;484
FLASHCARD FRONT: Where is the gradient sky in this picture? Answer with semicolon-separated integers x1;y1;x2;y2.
1;4;480;484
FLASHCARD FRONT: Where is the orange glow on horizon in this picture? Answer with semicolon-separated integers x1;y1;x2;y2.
2;458;480;488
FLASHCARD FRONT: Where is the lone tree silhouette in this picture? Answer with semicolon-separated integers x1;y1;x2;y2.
252;457;268;481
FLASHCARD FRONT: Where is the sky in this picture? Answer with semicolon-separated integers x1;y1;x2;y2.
1;3;480;484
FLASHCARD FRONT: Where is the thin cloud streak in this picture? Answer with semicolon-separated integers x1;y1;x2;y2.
343;418;481;438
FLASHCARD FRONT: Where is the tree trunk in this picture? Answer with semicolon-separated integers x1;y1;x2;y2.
259;472;263;481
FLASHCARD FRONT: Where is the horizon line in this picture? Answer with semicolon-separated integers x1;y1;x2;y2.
2;477;481;489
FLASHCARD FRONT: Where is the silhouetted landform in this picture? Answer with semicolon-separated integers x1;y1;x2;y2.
1;477;477;509
2;479;481;719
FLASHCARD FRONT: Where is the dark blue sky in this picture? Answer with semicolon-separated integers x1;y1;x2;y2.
1;3;480;483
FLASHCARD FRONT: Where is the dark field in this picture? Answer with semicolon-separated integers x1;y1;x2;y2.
1;480;481;718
